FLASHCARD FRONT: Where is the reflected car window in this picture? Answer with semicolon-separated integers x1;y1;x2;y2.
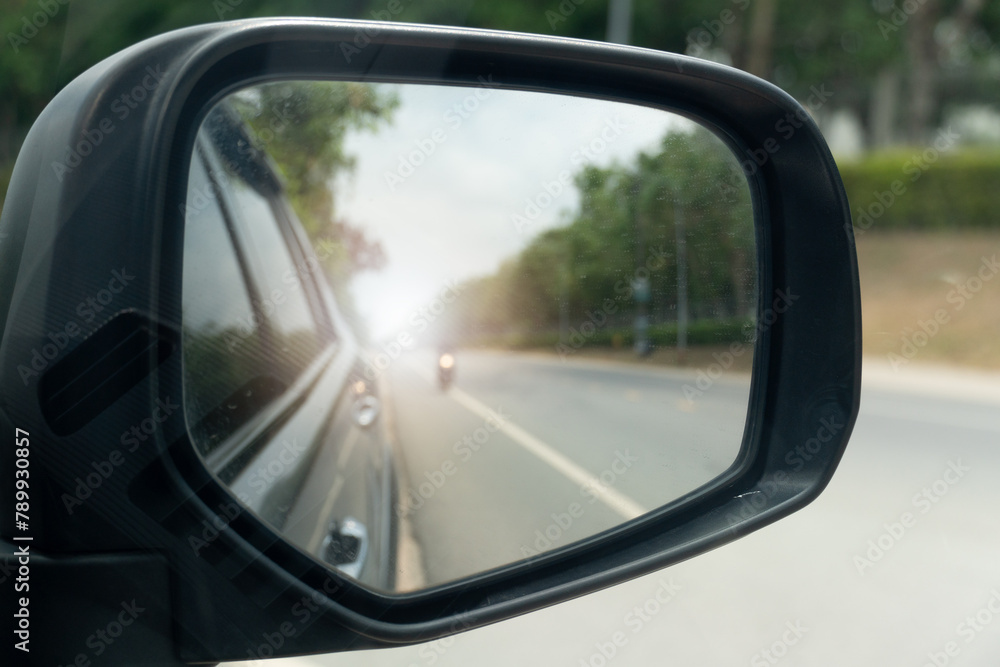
225;168;324;361
181;146;274;456
182;112;328;458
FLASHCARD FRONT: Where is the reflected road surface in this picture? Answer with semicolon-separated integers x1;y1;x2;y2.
386;348;750;588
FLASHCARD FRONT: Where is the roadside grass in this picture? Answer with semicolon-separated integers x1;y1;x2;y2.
542;344;755;374
856;230;1000;369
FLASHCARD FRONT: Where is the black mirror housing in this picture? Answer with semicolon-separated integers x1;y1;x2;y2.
0;18;859;665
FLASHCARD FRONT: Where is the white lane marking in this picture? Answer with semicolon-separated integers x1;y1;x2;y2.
406;359;646;521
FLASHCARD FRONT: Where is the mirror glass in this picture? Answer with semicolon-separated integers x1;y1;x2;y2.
180;80;757;593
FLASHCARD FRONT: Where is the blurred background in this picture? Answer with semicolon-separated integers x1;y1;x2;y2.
4;1;1000;665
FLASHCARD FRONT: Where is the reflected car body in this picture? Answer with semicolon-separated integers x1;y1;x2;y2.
181;103;397;589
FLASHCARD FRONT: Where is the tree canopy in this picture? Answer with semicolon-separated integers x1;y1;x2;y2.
438;126;755;346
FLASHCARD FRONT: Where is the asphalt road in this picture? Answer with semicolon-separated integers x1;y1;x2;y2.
386;348;751;588
229;356;1000;667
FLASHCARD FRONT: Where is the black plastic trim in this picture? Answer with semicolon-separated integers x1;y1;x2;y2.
38;311;177;436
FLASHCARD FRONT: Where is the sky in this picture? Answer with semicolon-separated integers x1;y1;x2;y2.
331;82;701;339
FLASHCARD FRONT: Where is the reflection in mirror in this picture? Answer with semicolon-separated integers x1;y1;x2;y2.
180;80;757;593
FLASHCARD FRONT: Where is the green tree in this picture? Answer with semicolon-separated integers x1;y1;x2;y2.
224;82;397;340
230;82;397;283
446;125;755;348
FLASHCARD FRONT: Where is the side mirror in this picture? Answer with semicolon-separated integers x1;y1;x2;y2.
0;18;860;665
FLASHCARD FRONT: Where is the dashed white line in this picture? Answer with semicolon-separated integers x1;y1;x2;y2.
406;357;647;521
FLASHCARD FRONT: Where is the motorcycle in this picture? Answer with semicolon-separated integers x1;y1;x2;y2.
437;352;455;390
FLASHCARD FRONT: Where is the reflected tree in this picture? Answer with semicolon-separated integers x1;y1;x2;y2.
229;81;398;328
443;126;755;350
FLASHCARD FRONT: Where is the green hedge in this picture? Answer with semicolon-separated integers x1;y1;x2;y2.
837;149;1000;232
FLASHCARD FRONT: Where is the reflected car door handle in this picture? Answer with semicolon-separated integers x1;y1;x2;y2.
352;395;381;428
321;516;369;580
